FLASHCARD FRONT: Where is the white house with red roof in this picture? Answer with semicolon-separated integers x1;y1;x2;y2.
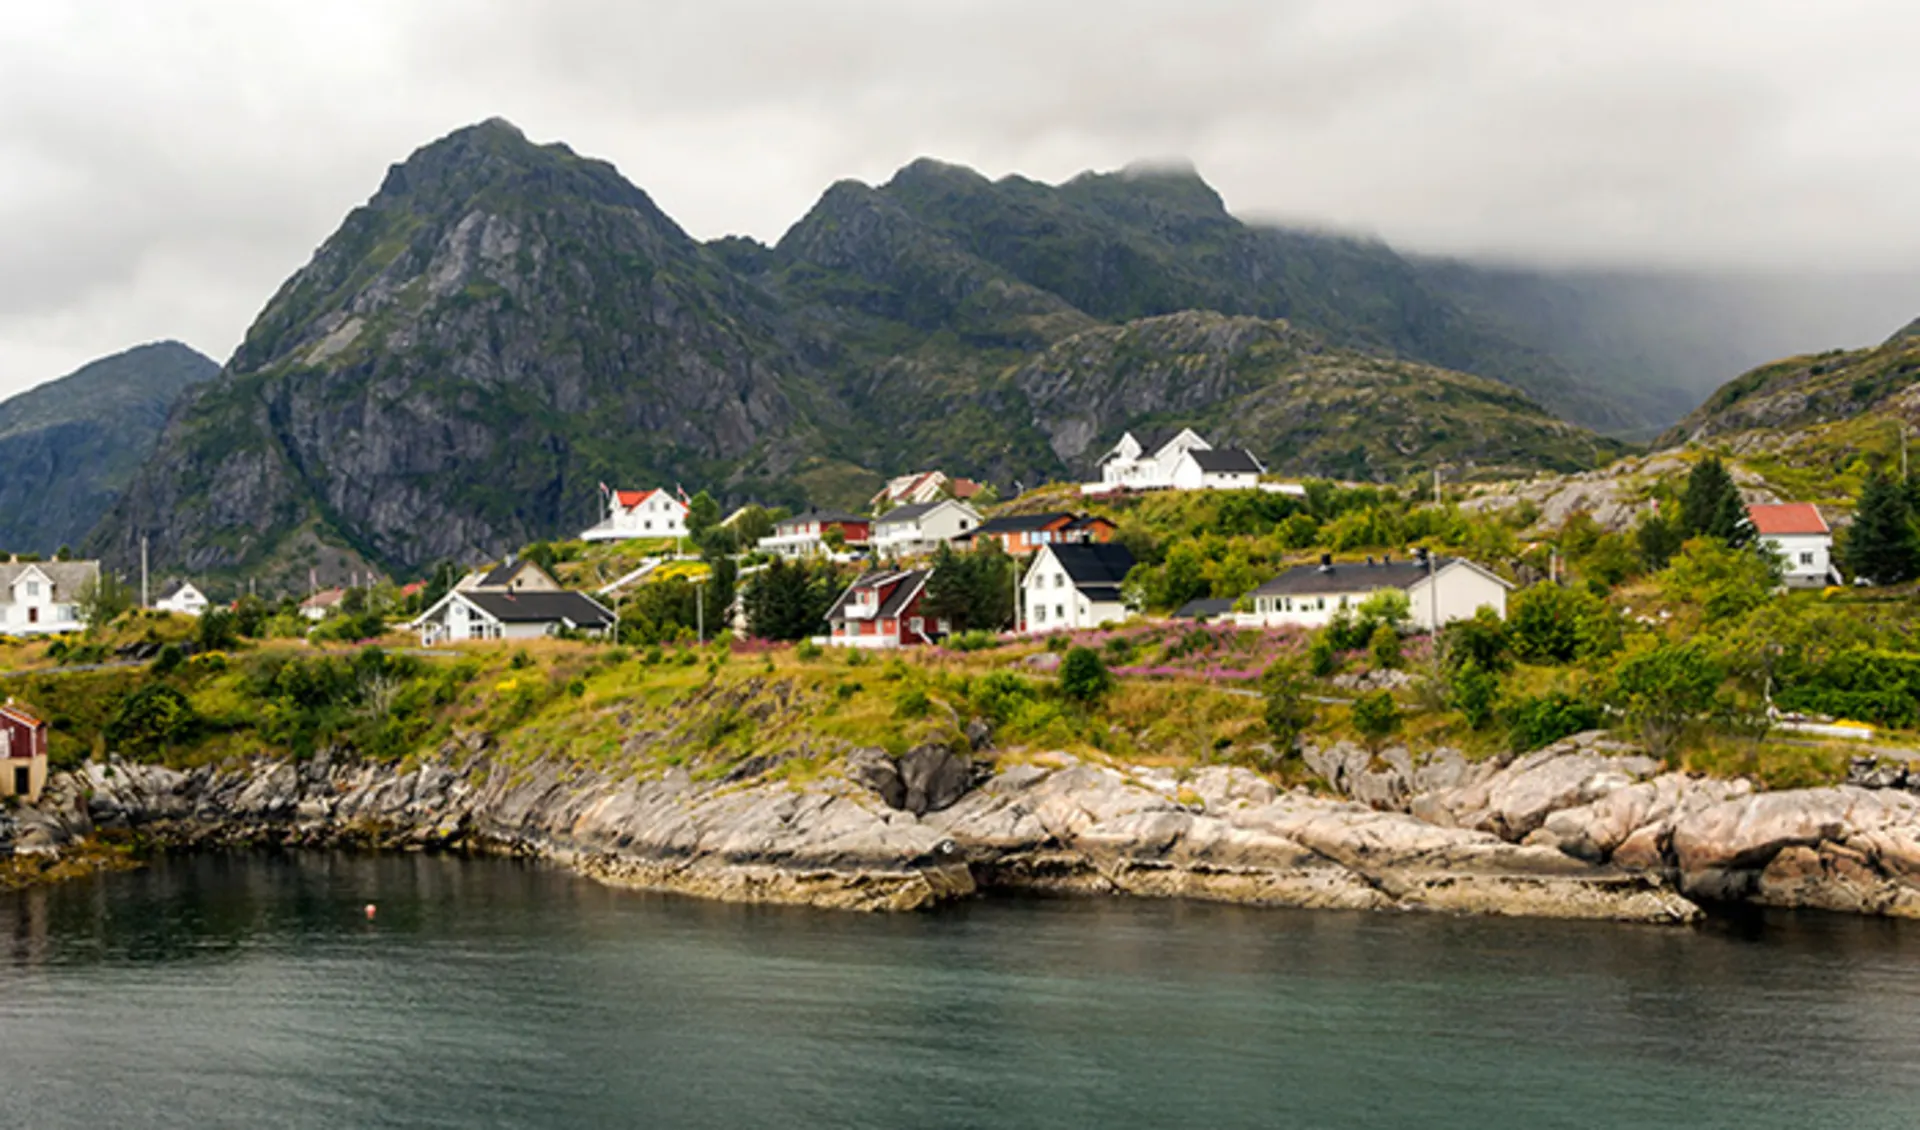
582;487;689;542
1748;503;1838;588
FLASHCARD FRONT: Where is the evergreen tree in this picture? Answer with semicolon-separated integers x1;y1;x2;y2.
1635;512;1684;572
1680;456;1747;543
744;558;838;640
923;543;1017;633
686;491;722;539
1843;469;1920;585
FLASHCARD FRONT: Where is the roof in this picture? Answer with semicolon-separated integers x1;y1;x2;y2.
1748;503;1829;536
1065;515;1116;530
155;581;198;602
827;569;931;621
1251;557;1452;597
461;590;614;627
1040;543;1137;588
968;512;1076;536
0;702;45;728
874;500;953;525
301;587;346;608
1186;448;1264;474
0;560;101;598
779;509;869;530
1174;598;1237;620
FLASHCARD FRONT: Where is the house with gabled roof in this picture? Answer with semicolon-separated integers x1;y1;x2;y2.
825;568;945;649
757;509;871;559
154;581;210;617
960;512;1117;555
411;558;614;645
0;700;49;803
870;500;981;559
1238;552;1511;631
0;559;100;636
1022;543;1137;633
1087;427;1275;494
1747;503;1838;588
1171;447;1266;490
870;471;984;510
581;487;689;541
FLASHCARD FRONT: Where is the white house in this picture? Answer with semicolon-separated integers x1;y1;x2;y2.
411;560;613;645
1022;543;1137;633
581;488;689;541
1238;553;1512;631
1748;503;1839;588
1092;427;1212;491
0;560;99;636
870;471;984;510
755;510;872;559
1170;447;1266;490
869;500;982;558
299;588;346;622
154;581;210;617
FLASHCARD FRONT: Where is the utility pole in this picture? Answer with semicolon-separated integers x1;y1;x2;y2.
139;536;149;609
1433;466;1443;507
696;579;705;644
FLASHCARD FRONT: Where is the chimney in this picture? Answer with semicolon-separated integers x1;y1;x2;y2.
1318;553;1333;573
1383;553;1391;565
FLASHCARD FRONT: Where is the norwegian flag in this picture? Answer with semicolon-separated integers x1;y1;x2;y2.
675;483;691;504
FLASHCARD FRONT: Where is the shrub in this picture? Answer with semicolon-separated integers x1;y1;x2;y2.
196;608;239;653
566;678;587;698
1059;647;1113;706
1503;690;1603;752
105;684;201;758
151;644;185;676
1261;656;1314;756
795;639;824;662
894;687;932;719
1367;623;1401;670
1350;691;1401;753
971;672;1035;724
1610;641;1725;758
1441;606;1512;673
1450;661;1499;730
509;650;533;670
835;681;860;701
948;630;1002;653
1307;631;1339;677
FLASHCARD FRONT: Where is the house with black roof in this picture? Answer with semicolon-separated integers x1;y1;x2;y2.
1239;552;1512;631
825;568;943;649
1086;426;1280;495
412;559;614;644
870;499;981;558
958;511;1118;555
1022;543;1137;633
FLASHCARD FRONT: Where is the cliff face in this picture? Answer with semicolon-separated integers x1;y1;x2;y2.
93;120;821;581
1660;318;1920;446
98;121;1676;586
0;342;217;554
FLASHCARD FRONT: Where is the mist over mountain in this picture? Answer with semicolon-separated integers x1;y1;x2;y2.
83;120;1918;586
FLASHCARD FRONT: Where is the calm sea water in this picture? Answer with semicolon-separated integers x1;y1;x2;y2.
2;853;1918;1129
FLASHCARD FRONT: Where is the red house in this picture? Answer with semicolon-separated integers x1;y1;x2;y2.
960;512;1118;554
825;568;946;649
758;510;872;558
0;700;49;803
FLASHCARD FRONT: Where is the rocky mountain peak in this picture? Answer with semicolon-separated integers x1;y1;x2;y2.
1889;315;1920;345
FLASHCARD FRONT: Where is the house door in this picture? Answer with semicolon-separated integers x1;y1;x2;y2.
12;766;28;796
27;607;37;624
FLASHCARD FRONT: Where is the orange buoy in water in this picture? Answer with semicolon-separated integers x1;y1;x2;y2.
364;903;377;920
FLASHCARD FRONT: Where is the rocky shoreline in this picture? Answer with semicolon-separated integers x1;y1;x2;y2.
6;732;1920;922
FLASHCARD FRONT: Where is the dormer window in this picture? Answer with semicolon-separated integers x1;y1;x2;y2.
26;581;39;598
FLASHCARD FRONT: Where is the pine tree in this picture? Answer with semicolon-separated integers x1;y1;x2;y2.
1680;456;1745;542
1843;469;1920;585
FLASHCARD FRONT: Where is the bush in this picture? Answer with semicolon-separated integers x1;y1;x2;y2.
197;608;239;653
1307;631;1339;677
1261;656;1314;756
1610;641;1724;758
971;672;1035;724
1367;623;1401;670
1350;691;1401;753
1450;661;1499;730
1508;584;1620;664
894;687;932;719
948;630;1002;653
1441;606;1512;673
151;644;185;676
1058;647;1113;706
105;684;201;758
1503;690;1601;751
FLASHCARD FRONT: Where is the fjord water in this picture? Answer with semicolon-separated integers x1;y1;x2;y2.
3;855;1918;1130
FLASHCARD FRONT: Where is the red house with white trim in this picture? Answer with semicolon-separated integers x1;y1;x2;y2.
825;569;947;649
1;701;49;803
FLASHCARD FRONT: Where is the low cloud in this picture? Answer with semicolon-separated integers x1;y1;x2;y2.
4;0;1920;396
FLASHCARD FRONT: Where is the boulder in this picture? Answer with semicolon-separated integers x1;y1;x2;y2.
843;747;904;810
897;743;973;815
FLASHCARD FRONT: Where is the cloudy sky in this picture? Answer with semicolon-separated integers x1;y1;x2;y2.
4;0;1920;399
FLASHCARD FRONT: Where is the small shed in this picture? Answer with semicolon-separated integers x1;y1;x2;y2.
0;701;50;803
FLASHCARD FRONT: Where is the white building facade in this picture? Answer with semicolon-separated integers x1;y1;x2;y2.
1021;543;1137;633
870;500;982;558
1239;555;1511;631
0;561;99;636
1747;503;1838;588
154;582;210;617
582;488;689;541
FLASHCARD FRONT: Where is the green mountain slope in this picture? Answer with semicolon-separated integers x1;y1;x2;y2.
97;122;1651;586
0;341;218;554
1662;320;1920;445
94;120;822;582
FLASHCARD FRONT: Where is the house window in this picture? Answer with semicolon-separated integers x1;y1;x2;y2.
1054;604;1065;620
1054;574;1065;589
1799;551;1814;565
26;581;39;598
1034;606;1046;623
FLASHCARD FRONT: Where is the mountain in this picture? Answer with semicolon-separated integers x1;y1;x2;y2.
94;120;820;581
99;121;1678;586
0;342;218;554
1661;319;1920;446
